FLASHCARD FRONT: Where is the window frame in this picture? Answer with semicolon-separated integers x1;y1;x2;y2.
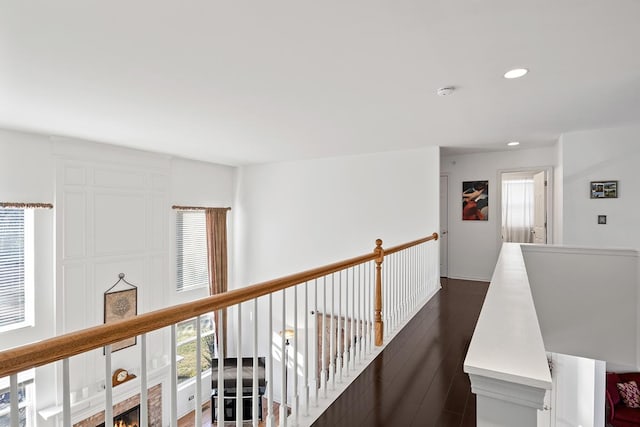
175;314;217;385
175;210;209;293
0;208;35;333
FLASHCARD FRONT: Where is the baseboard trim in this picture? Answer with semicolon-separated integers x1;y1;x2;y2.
446;274;491;283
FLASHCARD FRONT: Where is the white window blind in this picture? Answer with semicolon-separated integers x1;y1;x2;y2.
176;211;209;291
0;209;26;329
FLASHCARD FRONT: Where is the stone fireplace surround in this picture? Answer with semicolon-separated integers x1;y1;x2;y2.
73;384;162;427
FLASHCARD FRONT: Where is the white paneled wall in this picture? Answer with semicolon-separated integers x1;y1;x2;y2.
44;138;236;424
55;142;171;399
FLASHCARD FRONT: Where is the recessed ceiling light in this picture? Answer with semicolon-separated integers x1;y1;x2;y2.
504;68;528;79
507;141;520;146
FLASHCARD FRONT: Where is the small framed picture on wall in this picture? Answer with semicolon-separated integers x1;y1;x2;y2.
462;181;488;221
590;180;618;199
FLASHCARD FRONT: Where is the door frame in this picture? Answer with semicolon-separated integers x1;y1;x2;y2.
496;166;554;247
440;174;449;278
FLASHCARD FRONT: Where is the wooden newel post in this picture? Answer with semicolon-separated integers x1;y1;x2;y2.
374;239;384;346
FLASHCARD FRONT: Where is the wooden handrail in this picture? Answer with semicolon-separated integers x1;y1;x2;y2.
0;233;438;378
384;232;439;256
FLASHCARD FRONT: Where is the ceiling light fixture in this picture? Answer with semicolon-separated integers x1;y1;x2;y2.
507;141;520;146
437;87;455;96
504;68;528;79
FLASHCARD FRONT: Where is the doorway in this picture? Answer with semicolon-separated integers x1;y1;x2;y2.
500;169;551;244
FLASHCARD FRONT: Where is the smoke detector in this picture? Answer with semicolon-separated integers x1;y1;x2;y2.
437;87;455;96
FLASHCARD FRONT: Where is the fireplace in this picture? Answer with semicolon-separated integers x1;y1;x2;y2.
73;384;162;427
97;405;140;427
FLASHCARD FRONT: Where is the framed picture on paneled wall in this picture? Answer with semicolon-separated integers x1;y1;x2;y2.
462;181;489;221
104;274;138;352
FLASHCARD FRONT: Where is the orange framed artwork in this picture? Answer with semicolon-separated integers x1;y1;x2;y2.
462;181;488;221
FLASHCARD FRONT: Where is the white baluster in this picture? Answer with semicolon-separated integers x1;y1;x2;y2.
397;253;401;327
253;298;259;427
321;277;327;398
329;273;335;389
403;251;407;319
367;261;371;353
170;326;178;427
140;334;148;427
281;291;288;427
410;247;414;308
363;263;368;355
10;374;18;427
411;247;415;307
370;261;375;351
218;309;226;425
358;264;363;362
105;344;114;427
421;245;424;298
344;270;349;376
196;317;202;427
389;254;394;333
267;295;274;426
337;271;343;383
304;281;310;416
62;358;71;427
237;304;243;427
351;267;356;372
353;264;358;362
313;279;319;406
411;248;414;309
293;285;299;425
383;256;389;339
418;246;421;298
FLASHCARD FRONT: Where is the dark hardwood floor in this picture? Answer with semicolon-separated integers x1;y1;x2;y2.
311;278;489;427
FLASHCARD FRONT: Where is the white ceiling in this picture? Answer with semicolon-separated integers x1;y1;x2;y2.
1;1;639;165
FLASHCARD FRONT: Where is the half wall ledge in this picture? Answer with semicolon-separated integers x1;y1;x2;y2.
463;243;552;427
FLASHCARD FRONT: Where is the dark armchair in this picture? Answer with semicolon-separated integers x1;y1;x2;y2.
606;372;640;427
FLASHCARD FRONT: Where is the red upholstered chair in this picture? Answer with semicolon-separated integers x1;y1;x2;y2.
607;372;640;427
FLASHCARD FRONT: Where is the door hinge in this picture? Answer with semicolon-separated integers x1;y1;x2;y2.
544;180;548;186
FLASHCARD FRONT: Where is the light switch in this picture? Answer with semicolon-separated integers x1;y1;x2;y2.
598;215;607;224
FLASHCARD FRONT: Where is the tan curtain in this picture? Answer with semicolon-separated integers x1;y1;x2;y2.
205;208;228;357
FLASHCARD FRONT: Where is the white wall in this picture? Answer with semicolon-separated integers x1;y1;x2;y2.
0;129;237;423
553;353;605;427
0;131;57;417
561;124;640;250
235;147;440;286
234;147;441;401
53;138;173;399
522;245;639;369
441;146;557;281
0;131;55;350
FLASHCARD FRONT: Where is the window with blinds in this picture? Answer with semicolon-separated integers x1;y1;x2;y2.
0;208;33;332
176;211;209;291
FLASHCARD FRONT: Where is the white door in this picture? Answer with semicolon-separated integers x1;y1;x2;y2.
440;175;448;277
533;171;547;244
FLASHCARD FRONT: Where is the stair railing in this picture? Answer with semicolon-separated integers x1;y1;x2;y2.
0;232;438;427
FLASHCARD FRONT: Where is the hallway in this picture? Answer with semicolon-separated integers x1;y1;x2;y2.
311;278;489;427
